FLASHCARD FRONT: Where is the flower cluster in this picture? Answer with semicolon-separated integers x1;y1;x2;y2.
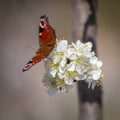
43;40;103;96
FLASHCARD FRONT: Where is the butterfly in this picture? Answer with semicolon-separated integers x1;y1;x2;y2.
23;15;56;72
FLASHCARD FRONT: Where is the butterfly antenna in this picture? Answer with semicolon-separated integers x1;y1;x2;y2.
27;45;36;51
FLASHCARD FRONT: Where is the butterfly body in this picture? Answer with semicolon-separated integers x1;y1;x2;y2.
23;15;56;72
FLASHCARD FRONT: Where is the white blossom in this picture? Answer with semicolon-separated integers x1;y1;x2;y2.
43;39;103;95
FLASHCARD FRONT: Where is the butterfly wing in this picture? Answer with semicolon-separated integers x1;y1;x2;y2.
23;15;56;72
22;47;52;72
39;15;56;49
22;53;43;72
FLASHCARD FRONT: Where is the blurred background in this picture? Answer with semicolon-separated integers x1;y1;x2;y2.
0;0;120;120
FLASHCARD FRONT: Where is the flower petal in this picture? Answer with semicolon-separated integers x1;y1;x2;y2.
66;48;77;60
91;81;97;89
66;62;76;71
90;56;98;65
76;63;83;74
65;76;73;85
47;88;57;96
53;55;61;64
85;42;92;50
58;72;65;79
91;69;102;80
96;60;103;68
56;40;68;51
50;67;57;78
60;57;67;67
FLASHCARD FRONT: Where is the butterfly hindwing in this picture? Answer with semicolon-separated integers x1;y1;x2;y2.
22;48;49;72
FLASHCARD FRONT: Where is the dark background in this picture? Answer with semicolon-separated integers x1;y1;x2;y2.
0;0;120;120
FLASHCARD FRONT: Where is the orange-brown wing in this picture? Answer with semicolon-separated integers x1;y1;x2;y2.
23;15;56;72
23;54;43;72
39;15;56;48
22;47;52;72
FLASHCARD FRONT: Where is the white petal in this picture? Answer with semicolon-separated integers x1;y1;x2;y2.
60;57;67;67
57;40;68;51
58;72;65;79
86;80;97;89
85;78;93;83
66;48;77;60
91;81;97;89
50;67;57;78
74;74;82;81
65;76;73;85
71;42;77;49
67;62;76;71
53;55;61;64
91;70;102;80
88;81;92;88
69;53;77;60
83;50;92;58
86;42;92;49
90;56;98;65
59;66;64;73
76;63;83;74
47;88;57;96
76;40;84;49
96;61;103;68
76;40;81;47
91;51;95;56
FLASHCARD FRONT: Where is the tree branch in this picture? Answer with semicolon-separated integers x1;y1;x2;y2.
71;0;103;120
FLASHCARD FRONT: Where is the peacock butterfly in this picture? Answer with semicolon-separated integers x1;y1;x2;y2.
23;15;56;72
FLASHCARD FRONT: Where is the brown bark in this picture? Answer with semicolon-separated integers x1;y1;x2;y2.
71;0;103;120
